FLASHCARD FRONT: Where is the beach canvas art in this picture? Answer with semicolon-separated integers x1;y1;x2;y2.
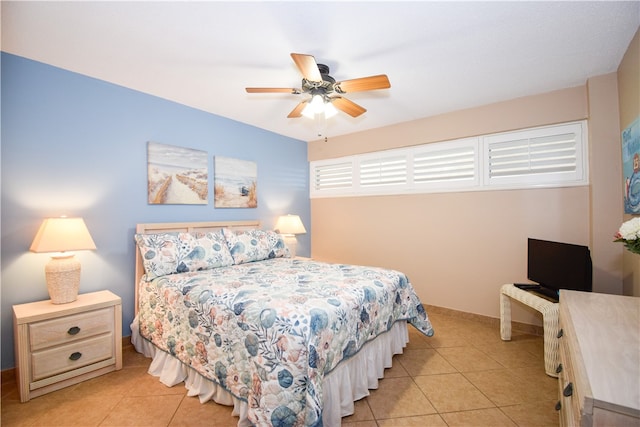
214;156;257;208
147;141;208;204
622;117;640;214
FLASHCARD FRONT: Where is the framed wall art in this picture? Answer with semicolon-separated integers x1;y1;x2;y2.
147;141;208;205
622;117;640;214
214;156;257;208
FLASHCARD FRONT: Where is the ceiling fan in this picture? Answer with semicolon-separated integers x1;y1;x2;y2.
245;53;391;119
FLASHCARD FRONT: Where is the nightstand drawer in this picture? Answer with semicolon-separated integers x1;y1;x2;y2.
29;307;114;351
31;333;114;381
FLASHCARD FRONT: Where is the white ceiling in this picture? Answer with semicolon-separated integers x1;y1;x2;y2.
2;1;639;142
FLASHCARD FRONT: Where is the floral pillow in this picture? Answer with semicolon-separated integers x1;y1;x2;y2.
265;230;291;259
223;229;290;264
135;232;181;279
180;231;235;272
135;231;234;279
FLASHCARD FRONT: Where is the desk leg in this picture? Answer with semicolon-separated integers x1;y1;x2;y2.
500;292;512;341
542;306;560;378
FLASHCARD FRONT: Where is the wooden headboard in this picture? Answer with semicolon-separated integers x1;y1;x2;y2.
134;220;260;314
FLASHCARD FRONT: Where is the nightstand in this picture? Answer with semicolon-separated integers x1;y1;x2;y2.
13;290;122;402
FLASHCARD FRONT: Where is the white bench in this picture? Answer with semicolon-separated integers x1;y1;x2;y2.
500;283;560;377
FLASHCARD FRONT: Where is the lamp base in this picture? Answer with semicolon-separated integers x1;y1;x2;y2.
282;235;298;258
45;254;81;304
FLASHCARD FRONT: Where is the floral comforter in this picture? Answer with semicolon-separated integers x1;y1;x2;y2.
137;257;433;426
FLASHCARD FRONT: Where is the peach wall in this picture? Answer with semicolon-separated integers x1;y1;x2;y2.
312;188;589;324
587;73;624;295
309;87;590;325
617;28;640;297
309;79;625;324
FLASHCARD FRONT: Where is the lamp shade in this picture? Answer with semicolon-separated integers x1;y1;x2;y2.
30;217;96;253
275;214;306;235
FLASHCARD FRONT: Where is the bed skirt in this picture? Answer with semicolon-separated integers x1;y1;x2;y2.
131;318;409;427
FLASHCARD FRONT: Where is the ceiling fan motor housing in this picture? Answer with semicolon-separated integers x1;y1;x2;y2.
302;64;336;95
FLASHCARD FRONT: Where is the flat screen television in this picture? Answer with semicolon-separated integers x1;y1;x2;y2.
516;238;593;301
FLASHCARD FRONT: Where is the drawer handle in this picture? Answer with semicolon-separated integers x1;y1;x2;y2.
69;352;82;361
563;382;573;397
555;401;562;411
557;329;563;338
556;363;563;374
67;326;81;335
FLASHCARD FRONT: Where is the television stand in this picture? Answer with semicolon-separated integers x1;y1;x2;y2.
500;283;559;377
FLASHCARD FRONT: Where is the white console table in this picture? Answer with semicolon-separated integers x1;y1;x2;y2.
500;283;559;377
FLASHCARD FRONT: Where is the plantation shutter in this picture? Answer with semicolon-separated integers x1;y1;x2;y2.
413;144;477;184
484;122;585;187
309;121;587;198
311;161;353;193
359;155;407;187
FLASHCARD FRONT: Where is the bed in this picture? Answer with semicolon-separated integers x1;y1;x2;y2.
130;221;434;427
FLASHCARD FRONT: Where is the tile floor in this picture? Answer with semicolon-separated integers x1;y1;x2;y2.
1;311;559;426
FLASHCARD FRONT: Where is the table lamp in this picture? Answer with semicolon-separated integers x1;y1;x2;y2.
30;217;96;304
275;214;306;257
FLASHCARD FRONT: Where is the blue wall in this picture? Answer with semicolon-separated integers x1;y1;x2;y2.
0;53;310;370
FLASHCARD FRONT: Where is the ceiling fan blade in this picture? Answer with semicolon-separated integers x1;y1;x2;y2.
291;53;322;82
335;75;391;93
287;101;308;118
246;87;299;94
331;97;367;117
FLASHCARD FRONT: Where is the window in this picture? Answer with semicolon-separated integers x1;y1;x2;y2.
311;161;353;194
483;122;586;188
310;121;588;198
360;155;407;188
412;138;480;191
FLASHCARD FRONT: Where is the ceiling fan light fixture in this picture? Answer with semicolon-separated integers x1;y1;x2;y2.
324;101;338;119
301;94;337;119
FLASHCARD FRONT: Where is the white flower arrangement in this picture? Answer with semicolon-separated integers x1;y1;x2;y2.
614;217;640;254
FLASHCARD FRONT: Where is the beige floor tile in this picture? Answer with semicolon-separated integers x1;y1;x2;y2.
423;328;473;349
395;349;457;376
122;344;154;368
341;398;374;423
459;329;506;347
366;377;436;420
500;399;560;427
510;367;559;400
440;407;518;426
30;395;122;427
0;313;560;427
381;359;410;378
99;395;184;426
500;400;561;427
406;327;434;349
437;346;505;372
413;373;495;413
62;367;151;399
376;414;448;426
124;370;188;397
168;395;237;426
464;369;540;406
0;394;62;426
1;380;19;400
341;421;378;427
475;342;543;370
